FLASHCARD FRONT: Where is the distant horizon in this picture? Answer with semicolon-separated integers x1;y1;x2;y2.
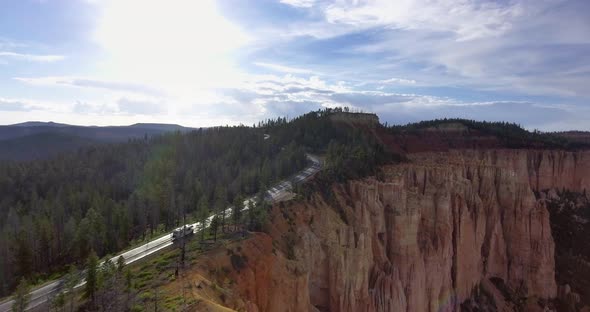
4;120;194;128
2;114;589;133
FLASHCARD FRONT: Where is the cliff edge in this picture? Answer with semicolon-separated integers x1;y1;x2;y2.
174;149;590;311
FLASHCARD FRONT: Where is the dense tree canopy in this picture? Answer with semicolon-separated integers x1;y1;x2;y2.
0;108;401;296
0;125;307;296
262;108;393;181
388;118;590;150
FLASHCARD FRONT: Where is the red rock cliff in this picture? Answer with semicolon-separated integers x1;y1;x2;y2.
203;149;590;312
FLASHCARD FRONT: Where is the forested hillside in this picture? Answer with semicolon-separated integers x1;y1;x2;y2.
262;109;391;181
0;126;307;296
0;108;396;297
387;118;590;150
0;132;96;161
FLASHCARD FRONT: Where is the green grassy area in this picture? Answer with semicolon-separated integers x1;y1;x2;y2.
124;228;247;311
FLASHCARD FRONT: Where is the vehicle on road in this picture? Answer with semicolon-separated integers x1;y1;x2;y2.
172;225;194;240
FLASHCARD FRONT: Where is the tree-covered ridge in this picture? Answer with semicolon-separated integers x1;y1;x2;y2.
0;108;392;297
388;118;590;150
0;125;307;296
262;108;394;180
260;108;355;151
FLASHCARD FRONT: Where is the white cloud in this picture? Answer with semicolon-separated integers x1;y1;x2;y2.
378;77;416;85
280;0;316;8
0;97;71;113
254;62;316;74
0;98;31;111
0;38;29;50
8;69;589;130
324;0;524;41
276;0;529;41
117;97;166;115
197;74;589;131
0;51;64;62
324;0;590;98
214;73;523;121
253;0;590;99
72;101;118;115
15;76;166;97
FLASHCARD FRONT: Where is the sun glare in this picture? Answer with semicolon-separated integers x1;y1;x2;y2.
94;0;249;96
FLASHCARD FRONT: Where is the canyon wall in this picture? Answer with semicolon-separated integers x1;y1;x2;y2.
411;149;590;192
218;149;590;312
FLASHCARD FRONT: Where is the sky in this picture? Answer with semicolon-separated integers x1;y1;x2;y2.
0;0;589;130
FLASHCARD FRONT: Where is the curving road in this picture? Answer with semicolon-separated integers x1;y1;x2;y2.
0;154;321;312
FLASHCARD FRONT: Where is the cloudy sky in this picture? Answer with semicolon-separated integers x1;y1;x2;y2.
0;0;589;130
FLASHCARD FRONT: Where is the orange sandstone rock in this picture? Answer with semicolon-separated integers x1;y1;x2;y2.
199;149;590;312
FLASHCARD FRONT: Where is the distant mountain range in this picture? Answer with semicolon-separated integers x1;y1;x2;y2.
11;121;71;127
0;122;194;161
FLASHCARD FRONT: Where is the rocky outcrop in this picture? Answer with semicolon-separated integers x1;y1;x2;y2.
298;149;559;311
198;149;590;312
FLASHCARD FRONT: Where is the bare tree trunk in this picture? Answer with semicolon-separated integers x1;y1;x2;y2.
153;286;159;312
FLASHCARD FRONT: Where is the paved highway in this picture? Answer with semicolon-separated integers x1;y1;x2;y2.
0;154;321;312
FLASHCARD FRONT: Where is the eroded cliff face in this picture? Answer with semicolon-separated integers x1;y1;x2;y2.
426;149;590;192
193;149;590;312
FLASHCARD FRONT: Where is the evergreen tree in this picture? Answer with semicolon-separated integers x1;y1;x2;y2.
125;269;132;291
197;198;208;242
64;265;78;312
84;251;98;303
96;258;118;311
13;233;33;280
232;194;244;232
215;186;227;233
247;193;269;232
11;278;31;312
210;215;219;242
116;256;125;273
50;292;65;312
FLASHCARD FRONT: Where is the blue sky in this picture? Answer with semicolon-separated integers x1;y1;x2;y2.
0;0;589;130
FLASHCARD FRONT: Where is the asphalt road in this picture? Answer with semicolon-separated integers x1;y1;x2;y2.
0;154;322;312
